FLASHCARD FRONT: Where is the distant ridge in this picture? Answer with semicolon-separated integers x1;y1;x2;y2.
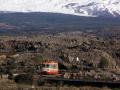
0;12;120;35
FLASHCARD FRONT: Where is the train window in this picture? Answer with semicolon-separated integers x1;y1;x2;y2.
48;64;57;69
46;64;49;68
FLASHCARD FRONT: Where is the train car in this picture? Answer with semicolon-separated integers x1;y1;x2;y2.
42;60;59;75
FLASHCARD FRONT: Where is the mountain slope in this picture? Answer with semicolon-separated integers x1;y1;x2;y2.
0;0;120;17
0;12;120;35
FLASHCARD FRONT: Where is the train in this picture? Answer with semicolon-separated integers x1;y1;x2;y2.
14;60;120;88
41;60;59;75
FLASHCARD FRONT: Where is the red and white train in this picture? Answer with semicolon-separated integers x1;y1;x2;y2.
41;60;59;75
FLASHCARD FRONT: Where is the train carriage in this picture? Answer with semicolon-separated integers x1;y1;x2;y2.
42;60;58;75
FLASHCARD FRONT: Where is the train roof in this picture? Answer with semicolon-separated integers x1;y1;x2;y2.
42;60;58;64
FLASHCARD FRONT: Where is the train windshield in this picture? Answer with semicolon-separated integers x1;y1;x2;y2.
42;64;57;69
42;64;49;68
49;64;57;69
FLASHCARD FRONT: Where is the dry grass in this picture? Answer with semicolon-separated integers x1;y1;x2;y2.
0;79;112;90
0;78;112;90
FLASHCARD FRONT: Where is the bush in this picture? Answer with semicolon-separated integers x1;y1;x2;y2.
112;88;120;90
99;57;109;69
100;74;111;81
32;55;43;63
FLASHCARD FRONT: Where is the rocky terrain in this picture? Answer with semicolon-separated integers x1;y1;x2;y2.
0;31;119;90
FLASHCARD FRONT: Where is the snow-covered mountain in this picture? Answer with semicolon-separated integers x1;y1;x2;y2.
0;0;120;17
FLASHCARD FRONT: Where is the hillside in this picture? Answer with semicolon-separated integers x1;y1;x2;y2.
0;13;120;35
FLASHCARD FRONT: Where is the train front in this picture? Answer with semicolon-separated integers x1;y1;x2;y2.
42;60;59;75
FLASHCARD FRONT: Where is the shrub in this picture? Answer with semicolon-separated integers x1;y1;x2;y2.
32;55;43;63
112;88;120;90
99;57;109;69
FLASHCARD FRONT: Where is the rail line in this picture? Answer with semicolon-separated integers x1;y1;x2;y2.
39;76;120;88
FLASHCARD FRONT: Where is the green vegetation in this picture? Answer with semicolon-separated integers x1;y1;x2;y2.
32;55;43;63
100;74;111;81
99;57;109;69
112;88;120;90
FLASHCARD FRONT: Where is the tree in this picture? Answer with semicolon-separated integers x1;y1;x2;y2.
99;57;109;69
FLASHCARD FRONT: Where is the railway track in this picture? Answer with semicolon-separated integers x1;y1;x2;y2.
38;76;120;88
